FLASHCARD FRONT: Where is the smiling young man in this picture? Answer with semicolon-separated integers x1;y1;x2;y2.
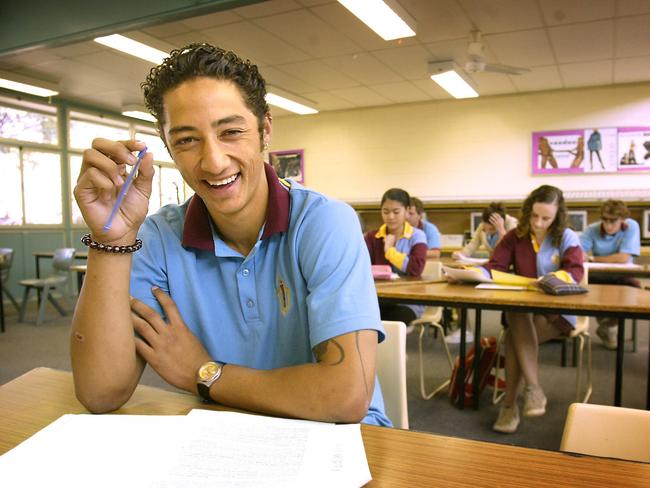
71;44;390;426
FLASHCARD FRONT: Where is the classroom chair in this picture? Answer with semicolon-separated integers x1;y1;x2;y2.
492;268;592;404
409;261;454;400
0;248;21;314
561;402;650;463
18;248;75;326
377;320;409;429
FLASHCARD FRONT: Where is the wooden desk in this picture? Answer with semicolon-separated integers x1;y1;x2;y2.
2;368;649;487
377;283;650;409
586;263;650;280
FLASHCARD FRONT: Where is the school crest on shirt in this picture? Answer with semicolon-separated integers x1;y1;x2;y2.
276;276;291;315
551;252;560;266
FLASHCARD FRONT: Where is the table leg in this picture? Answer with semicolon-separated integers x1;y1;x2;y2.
456;307;468;410
35;255;42;308
647;324;650;410
0;280;5;333
472;309;482;410
614;317;625;406
76;272;83;294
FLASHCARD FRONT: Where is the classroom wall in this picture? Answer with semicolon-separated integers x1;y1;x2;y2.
271;82;650;203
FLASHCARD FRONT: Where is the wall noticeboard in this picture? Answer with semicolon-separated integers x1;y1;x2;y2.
532;127;650;175
269;149;304;184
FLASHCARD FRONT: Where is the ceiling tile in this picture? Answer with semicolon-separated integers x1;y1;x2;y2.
179;10;242;30
615;14;650;57
469;71;518;95
548;20;614;63
252;9;362;57
559;60;613;87
199;22;311;65
539;0;616;25
299;90;356;111
458;0;544;33
410;78;453;99
322;52;403;85
47;41;103;58
614;56;650;83
273;59;359;90
259;66;320;95
399;0;473;42
75;51;152;85
617;0;650;15
235;0;302;18
329;86;392;107
371;44;432;80
0;50;63;67
296;0;331;6
485;29;556;67
510;65;563;92
370;81;430;103
142;21;192;39
423;37;470;65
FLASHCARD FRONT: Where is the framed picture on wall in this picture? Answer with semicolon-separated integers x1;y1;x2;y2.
269;149;304;184
643;210;650;239
470;212;482;234
567;210;588;234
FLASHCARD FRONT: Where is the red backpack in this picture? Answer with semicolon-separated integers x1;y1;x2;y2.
449;336;503;407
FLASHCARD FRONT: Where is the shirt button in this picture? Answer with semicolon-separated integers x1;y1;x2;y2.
247;299;254;308
242;268;249;276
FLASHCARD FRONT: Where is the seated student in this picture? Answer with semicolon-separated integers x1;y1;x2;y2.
580;199;641;349
484;185;583;434
406;197;441;259
453;202;517;259
70;43;390;427
365;188;427;324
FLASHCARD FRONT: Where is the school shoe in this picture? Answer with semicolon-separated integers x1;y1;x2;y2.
493;404;520;434
522;385;547;417
596;324;617;350
444;328;474;344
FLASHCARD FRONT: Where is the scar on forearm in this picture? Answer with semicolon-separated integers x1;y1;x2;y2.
355;331;370;400
73;331;85;342
315;339;345;365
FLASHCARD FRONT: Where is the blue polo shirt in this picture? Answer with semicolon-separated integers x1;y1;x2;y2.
580;219;640;262
130;164;390;426
420;220;441;250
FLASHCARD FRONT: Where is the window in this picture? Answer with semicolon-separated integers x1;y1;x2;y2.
135;131;172;163
0;103;58;145
69;112;130;150
0;145;22;225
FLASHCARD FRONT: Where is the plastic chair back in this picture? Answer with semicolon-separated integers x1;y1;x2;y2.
377;320;409;429
52;248;76;275
0;248;14;285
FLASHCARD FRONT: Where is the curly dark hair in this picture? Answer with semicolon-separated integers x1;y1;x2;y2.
142;43;269;143
381;188;411;208
516;185;567;247
481;201;506;223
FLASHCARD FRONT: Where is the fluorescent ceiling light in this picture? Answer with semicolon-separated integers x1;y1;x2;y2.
94;34;168;64
337;0;416;41
428;61;479;99
0;71;58;97
122;109;156;123
265;88;318;115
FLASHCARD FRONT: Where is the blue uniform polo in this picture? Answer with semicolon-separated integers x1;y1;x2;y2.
130;164;390;426
421;220;441;250
580;219;640;262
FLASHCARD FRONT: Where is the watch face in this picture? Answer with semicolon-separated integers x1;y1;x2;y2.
199;362;218;381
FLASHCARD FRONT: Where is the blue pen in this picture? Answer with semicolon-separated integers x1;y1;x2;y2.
103;148;147;232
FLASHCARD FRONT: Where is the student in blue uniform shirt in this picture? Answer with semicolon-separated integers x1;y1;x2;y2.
580;199;641;349
406;197;441;259
70;43;390;427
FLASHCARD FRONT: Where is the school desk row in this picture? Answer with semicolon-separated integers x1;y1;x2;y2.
1;368;649;487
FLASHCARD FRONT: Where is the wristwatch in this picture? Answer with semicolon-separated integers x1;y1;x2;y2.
196;361;224;402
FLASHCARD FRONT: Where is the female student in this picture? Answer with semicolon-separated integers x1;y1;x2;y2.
365;188;428;324
483;185;584;434
453;202;518;259
580;199;641;349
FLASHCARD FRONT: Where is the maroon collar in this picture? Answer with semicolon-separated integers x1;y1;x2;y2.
181;163;290;251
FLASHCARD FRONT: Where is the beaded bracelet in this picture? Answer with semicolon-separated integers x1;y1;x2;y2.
81;233;142;254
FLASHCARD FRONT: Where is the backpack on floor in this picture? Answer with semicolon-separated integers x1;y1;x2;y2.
449;336;501;407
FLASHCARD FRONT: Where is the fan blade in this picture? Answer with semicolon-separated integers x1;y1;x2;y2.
483;63;530;75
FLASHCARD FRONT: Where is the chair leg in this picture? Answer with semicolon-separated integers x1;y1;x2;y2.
418;323;452;400
47;293;68;316
4;288;21;314
36;285;54;326
574;335;583;402
492;329;507;405
584;334;592;403
631;320;637;353
19;287;31;322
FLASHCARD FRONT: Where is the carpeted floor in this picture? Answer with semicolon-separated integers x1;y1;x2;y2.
1;302;647;453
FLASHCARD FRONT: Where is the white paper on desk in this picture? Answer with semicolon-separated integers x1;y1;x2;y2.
442;265;492;283
455;256;489;265
0;414;187;488
475;283;528;291
157;409;371;488
585;262;643;269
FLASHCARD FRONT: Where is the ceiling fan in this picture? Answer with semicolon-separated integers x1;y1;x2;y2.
463;30;530;75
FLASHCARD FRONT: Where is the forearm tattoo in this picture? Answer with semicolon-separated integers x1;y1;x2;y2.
355;331;371;401
314;338;345;365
